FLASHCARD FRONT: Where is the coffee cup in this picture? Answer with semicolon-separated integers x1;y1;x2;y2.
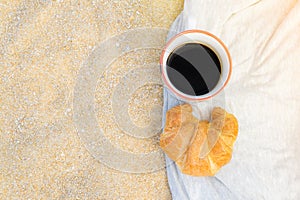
160;30;232;101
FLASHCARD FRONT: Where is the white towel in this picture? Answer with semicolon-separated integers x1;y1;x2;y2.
162;1;300;199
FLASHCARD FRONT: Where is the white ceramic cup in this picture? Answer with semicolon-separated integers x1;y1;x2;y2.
160;30;232;101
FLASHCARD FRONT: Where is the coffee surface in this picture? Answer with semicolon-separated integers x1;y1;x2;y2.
166;43;221;96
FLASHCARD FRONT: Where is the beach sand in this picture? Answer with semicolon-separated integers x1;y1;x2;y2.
0;0;183;199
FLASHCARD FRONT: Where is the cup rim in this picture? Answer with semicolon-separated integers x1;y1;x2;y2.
160;29;232;101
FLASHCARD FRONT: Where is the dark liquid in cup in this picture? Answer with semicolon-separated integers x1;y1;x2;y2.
166;43;221;96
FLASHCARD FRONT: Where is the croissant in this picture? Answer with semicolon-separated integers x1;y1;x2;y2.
160;104;238;176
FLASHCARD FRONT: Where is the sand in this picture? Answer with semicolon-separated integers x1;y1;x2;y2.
0;0;183;199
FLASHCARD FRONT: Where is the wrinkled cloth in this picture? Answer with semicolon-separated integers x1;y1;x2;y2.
162;0;300;199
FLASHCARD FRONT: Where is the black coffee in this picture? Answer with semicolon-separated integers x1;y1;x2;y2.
166;43;221;96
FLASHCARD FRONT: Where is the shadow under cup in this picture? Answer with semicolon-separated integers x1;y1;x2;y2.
160;30;232;102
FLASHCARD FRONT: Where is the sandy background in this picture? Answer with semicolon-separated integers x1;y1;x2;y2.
0;0;183;199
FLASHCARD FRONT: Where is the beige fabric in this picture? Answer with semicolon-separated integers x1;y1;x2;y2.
165;0;300;199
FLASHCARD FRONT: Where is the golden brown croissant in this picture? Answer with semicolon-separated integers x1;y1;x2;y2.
160;104;238;176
